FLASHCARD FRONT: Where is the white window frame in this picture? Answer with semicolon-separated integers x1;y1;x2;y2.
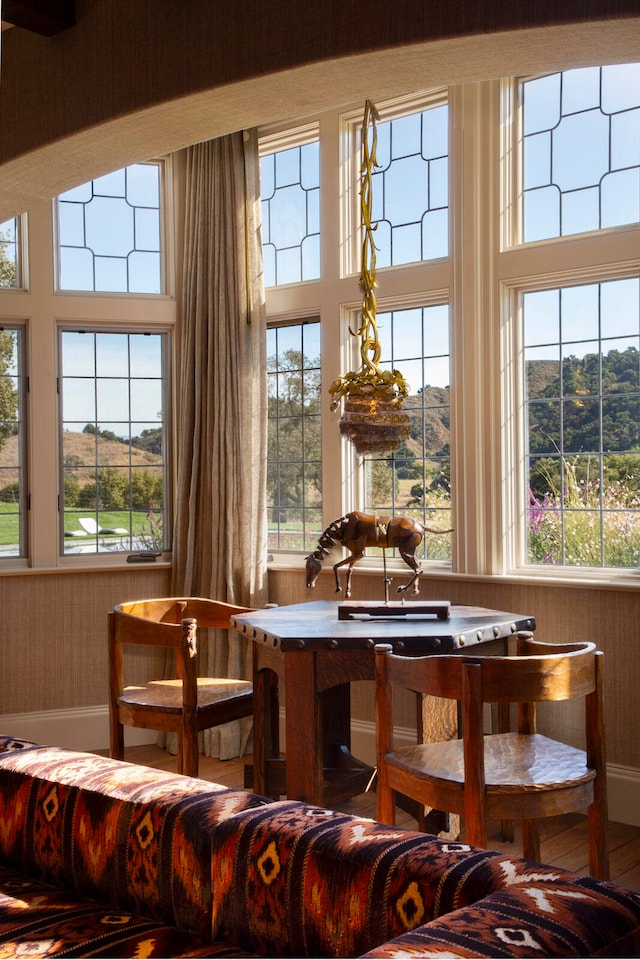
502;263;640;584
264;92;456;571
499;72;640;583
264;72;640;588
340;88;450;278
266;314;322;556
0;154;180;570
0;214;28;291
259;121;320;290
53;158;174;299
0;320;28;562
343;291;454;570
57;322;172;559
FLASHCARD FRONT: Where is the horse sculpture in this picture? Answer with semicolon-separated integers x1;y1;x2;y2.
305;511;453;599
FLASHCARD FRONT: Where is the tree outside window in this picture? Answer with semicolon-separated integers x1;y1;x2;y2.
267;321;322;552
0;324;23;558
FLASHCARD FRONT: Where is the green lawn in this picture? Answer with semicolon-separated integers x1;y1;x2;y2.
0;505;162;550
0;503;18;546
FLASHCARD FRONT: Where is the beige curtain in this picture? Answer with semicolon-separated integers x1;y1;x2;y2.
170;129;268;759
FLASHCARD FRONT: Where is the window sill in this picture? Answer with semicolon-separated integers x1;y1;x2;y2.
0;558;172;577
267;556;640;592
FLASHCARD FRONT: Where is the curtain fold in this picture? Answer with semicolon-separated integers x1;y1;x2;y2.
170;129;268;759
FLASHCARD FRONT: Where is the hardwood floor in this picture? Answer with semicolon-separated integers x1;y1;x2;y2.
123;744;640;893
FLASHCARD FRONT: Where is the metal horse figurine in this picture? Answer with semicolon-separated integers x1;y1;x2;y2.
305;511;453;599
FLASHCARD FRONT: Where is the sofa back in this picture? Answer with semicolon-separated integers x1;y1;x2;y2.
209;799;640;959
208;799;580;957
0;737;267;939
3;738;640;959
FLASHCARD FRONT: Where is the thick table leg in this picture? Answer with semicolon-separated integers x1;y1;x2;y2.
251;659;280;798
284;652;322;803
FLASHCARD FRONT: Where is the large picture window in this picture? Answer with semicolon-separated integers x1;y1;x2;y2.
60;328;169;555
2;64;636;578
514;62;640;573
263;93;453;567
0;156;175;569
524;277;640;567
263;70;639;580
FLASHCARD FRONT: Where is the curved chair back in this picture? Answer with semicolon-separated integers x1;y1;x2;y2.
109;596;255;777
377;634;597;705
375;632;608;880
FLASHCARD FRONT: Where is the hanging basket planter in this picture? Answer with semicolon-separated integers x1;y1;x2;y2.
331;371;411;456
339;392;412;456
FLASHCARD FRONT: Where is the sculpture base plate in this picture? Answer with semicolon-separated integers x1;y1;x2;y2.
338;600;451;621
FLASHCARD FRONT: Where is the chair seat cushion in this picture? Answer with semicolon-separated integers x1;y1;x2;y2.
119;678;252;710
389;732;594;792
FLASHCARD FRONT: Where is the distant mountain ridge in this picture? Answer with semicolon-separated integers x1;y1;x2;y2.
405;386;450;455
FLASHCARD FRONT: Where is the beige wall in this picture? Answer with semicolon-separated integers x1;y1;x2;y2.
0;566;171;714
0;562;637;776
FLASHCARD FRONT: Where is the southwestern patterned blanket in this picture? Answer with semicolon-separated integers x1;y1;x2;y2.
0;735;639;958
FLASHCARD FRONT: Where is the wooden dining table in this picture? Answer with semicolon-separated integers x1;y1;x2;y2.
231;600;536;807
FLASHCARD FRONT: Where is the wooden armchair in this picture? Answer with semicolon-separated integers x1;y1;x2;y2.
108;597;255;777
375;632;609;879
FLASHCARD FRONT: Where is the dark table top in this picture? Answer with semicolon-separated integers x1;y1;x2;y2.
231;600;536;653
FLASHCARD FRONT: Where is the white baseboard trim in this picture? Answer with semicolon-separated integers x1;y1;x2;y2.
0;707;155;753
2;708;638;828
606;763;640;827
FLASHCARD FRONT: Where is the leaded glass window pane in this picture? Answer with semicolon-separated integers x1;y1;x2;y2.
56;163;163;294
370;104;449;267
0;218;20;289
262;141;320;286
522;64;640;241
363;304;452;562
0;327;25;558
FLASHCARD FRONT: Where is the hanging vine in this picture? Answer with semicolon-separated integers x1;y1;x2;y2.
329;100;409;411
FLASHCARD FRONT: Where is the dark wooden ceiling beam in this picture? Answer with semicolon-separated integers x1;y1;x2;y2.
2;0;76;36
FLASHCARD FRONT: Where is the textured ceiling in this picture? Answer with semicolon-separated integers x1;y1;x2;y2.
0;1;638;221
2;0;75;36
